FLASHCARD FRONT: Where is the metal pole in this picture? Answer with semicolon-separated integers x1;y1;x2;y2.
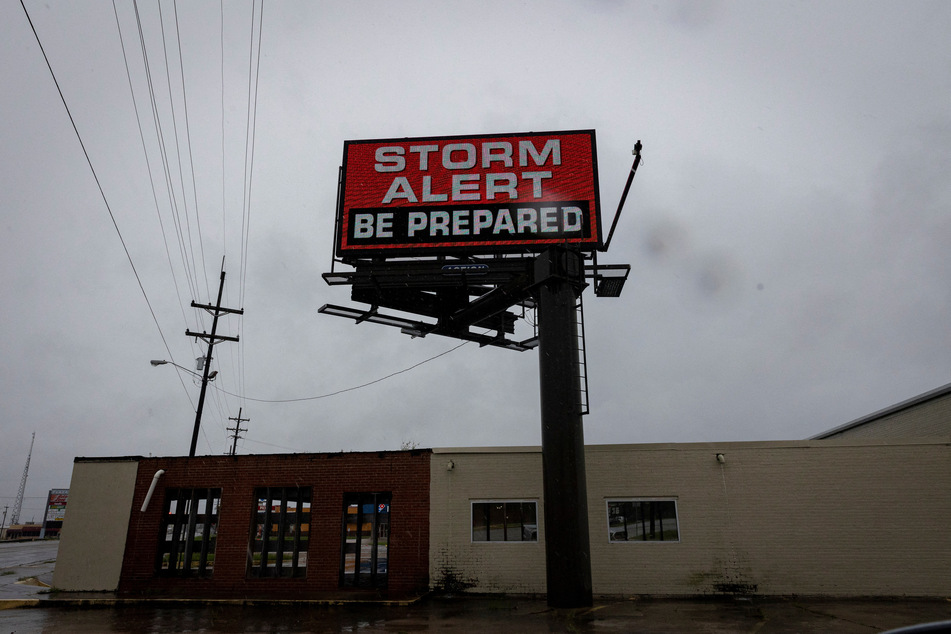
535;247;593;608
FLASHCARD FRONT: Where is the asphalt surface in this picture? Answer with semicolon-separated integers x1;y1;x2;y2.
2;540;950;632
0;540;57;600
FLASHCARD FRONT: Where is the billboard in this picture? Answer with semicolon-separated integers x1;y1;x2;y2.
44;488;68;523
336;130;601;258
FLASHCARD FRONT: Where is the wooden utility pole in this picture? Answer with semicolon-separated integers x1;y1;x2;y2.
227;407;249;456
185;270;242;457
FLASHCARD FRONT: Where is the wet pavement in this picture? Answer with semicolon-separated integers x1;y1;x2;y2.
0;540;57;600
3;595;951;633
2;541;950;632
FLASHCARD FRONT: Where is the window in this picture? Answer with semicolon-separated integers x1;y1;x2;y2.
606;499;680;542
247;487;311;578
471;500;537;542
341;493;390;589
156;488;221;577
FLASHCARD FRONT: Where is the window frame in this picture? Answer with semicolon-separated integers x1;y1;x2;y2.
470;499;539;543
605;498;681;543
155;487;221;577
340;492;391;589
247;486;312;579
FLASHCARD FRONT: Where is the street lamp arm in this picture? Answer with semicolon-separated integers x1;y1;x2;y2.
149;359;210;380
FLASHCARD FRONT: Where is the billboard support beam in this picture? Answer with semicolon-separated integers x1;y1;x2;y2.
535;246;593;608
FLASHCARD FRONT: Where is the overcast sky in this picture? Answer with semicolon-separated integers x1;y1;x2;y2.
2;0;949;522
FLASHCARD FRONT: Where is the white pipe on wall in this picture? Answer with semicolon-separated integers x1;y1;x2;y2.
140;469;165;512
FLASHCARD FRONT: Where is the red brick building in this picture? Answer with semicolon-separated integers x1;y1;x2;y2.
112;450;430;599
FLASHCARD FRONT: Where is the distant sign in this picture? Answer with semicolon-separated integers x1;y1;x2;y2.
336;130;601;258
44;488;68;523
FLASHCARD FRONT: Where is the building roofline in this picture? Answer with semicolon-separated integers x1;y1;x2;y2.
810;381;951;439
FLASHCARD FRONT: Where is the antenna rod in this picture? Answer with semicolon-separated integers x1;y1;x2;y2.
602;140;642;253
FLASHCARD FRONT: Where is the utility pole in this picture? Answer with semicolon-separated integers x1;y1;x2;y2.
11;432;35;526
185;269;242;457
1;506;8;539
227;407;249;456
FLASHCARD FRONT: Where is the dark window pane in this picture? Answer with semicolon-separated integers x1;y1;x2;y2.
471;502;537;542
472;503;488;541
607;500;679;542
488;503;505;541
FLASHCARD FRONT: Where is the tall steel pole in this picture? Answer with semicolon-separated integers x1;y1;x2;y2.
535;247;593;608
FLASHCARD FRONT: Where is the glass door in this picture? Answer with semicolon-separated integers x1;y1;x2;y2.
340;492;390;589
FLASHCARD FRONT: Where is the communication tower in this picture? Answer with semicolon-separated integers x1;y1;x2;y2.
11;431;35;526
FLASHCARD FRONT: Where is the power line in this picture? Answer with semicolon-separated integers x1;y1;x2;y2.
212;340;470;403
131;0;201;306
20;0;178;366
164;0;211;300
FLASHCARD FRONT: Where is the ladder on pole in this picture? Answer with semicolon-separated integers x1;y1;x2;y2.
575;296;590;416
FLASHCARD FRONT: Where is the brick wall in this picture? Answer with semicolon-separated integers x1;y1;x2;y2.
586;440;951;597
118;450;430;599
429;448;547;595
431;441;951;598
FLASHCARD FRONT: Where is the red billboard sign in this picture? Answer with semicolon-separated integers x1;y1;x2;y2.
336;130;601;258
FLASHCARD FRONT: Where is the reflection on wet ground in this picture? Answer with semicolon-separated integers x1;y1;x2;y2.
3;542;951;632
4;596;951;633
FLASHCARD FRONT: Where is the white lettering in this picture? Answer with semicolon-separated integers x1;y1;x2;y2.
473;209;493;234
377;212;393;238
452;174;481;201
409;144;439;170
540;207;559;232
564;206;583;231
443;143;477;169
382;177;417;204
493;208;516;234
517;208;538;234
407;211;428;236
421;176;447;202
430;211;451;236
485;173;517;199
521;171;552;198
353;213;374;239
452;209;470;235
374;146;405;172
519;139;561;167
482;142;513;168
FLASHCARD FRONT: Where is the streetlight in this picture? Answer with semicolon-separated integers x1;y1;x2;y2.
150;360;218;380
150;360;218;457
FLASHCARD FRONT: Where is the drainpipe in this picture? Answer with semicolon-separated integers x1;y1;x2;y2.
140;470;165;512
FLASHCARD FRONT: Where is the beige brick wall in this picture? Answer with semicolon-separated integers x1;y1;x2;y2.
429;448;547;594
432;441;951;597
52;458;140;591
